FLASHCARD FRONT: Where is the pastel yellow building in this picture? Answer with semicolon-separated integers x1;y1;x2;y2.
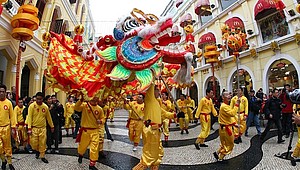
162;0;300;101
0;0;95;102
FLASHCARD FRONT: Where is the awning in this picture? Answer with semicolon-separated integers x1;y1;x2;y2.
176;0;184;8
179;13;195;28
195;0;212;16
225;17;244;29
198;32;216;48
254;0;285;20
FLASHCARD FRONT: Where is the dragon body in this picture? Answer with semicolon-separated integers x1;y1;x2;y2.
45;9;193;100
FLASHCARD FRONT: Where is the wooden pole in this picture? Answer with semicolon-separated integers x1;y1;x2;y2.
15;40;23;105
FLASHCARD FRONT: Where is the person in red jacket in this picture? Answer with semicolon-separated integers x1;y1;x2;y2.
279;84;293;138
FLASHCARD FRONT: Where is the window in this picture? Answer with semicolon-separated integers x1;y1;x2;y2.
258;12;290;43
36;0;46;25
219;0;235;11
80;6;85;24
49;9;58;32
198;15;212;26
0;70;3;85
75;0;81;15
54;19;64;34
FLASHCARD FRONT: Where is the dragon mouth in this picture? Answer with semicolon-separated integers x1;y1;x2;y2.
138;18;181;47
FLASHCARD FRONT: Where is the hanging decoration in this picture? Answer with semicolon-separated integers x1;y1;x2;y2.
10;1;40;104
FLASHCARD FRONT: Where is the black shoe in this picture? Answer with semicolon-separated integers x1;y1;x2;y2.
78;155;83;164
234;139;239;144
2;161;7;170
107;138;114;142
89;165;98;170
213;152;219;160
285;134;290;138
185;129;189;134
180;130;184;134
35;152;40;159
8;164;15;170
238;137;242;143
277;140;285;144
99;151;106;159
194;143;200;150
176;124;179;127
200;144;209;147
41;158;49;163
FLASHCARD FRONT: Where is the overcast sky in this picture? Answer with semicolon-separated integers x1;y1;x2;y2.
89;0;171;36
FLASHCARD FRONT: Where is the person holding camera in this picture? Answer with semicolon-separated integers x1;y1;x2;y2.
279;84;294;138
245;89;262;136
260;89;285;144
51;95;64;144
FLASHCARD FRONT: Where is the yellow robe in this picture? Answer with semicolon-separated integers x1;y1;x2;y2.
161;99;172;137
125;101;144;145
217;102;238;160
187;98;195;120
0;99;16;163
133;85;176;170
177;99;189;130
64;102;75;129
74;100;104;162
292;104;300;158
195;97;218;144
14;105;27;147
27;102;54;158
230;95;248;137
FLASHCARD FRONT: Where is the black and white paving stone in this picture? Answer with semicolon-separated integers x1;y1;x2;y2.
10;109;300;169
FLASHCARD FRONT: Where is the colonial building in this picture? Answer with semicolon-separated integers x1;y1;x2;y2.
162;0;300;102
0;0;95;102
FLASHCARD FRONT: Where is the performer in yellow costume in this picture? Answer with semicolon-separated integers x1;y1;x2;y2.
64;95;75;136
14;99;27;150
124;94;144;151
0;84;16;170
133;85;176;170
194;89;218;149
27;92;54;164
213;91;239;161
177;94;190;134
161;92;173;143
230;88;248;144
292;104;300;159
187;96;195;123
108;97;116;122
75;96;104;170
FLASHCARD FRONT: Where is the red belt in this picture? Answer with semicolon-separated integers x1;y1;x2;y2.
75;127;97;143
17;122;25;126
200;113;210;122
220;123;236;136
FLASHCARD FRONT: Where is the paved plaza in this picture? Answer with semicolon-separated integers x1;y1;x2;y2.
10;109;300;170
